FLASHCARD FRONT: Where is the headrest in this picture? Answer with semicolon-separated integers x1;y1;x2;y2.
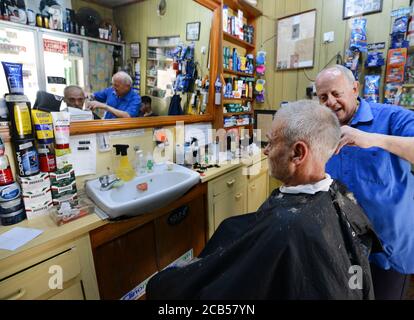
33;91;63;112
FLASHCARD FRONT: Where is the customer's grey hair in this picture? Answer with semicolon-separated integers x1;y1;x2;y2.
63;85;84;98
316;64;356;86
113;71;133;86
274;100;341;163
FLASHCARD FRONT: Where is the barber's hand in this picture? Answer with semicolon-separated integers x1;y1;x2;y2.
86;101;107;112
335;126;375;154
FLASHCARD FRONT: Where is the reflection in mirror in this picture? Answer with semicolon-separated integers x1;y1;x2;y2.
70;0;213;122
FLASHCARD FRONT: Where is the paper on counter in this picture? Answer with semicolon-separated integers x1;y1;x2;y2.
69;134;97;176
0;227;43;251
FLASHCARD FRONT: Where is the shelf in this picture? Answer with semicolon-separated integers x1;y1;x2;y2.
402;83;414;88
223;68;255;77
0;19;125;47
223;124;253;130
223;97;254;102
223;112;253;116
148;45;177;48
147;58;173;62
223;32;255;50
223;0;262;19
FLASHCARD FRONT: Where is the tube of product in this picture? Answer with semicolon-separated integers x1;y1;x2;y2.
31;109;54;143
1;62;24;95
51;112;70;147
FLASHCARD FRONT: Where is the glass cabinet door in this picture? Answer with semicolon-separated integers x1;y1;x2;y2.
42;33;85;98
0;25;39;104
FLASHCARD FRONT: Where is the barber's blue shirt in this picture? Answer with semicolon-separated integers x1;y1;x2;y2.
326;98;414;274
93;87;141;119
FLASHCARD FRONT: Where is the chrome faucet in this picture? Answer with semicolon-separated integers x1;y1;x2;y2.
99;175;121;191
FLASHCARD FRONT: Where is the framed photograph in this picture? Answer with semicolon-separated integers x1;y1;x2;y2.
186;22;201;41
130;42;141;59
275;9;316;71
343;0;383;20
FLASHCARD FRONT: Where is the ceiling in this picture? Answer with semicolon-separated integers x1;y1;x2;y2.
88;0;145;9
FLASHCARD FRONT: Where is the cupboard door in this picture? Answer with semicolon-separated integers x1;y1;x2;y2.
92;222;158;300
212;185;247;232
49;282;85;300
247;171;268;212
155;196;206;270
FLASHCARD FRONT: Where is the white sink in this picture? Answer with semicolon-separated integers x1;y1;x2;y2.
85;163;200;219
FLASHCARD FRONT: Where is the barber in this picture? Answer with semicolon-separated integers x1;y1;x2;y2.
315;64;414;300
87;71;141;119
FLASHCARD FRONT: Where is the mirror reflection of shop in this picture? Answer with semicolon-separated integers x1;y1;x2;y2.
42;34;85;98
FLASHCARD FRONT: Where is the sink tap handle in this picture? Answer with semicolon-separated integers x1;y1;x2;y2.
99;175;109;186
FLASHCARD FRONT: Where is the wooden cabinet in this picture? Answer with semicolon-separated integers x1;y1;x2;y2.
90;183;207;300
208;167;247;238
246;158;269;212
0;235;99;300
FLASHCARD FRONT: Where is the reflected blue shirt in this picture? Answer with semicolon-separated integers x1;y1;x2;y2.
93;87;141;119
326;98;414;274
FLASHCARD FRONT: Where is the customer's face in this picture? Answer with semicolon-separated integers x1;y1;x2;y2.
65;89;85;109
315;70;359;125
112;78;130;97
264;120;293;183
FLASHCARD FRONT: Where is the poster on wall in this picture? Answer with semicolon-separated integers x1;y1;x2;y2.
275;9;316;71
68;39;83;57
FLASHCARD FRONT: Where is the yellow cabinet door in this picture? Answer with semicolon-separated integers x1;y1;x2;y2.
247;171;269;213
212;185;247;232
49;282;85;300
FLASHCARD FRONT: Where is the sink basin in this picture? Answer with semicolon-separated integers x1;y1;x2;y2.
85;163;200;219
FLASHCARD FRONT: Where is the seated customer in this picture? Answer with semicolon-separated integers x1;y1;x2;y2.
146;100;382;300
63;85;99;120
138;95;158;117
86;71;141;119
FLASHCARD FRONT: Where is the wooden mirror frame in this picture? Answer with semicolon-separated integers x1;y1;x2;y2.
70;0;221;136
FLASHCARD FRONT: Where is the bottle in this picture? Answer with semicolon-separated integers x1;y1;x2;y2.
80;25;85;36
113;144;135;181
134;146;146;175
146;152;154;173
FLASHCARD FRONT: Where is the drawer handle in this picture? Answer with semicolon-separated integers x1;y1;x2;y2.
250;185;256;190
235;193;242;199
4;288;26;300
227;179;236;186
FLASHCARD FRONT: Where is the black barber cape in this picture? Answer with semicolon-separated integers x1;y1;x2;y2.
146;181;382;300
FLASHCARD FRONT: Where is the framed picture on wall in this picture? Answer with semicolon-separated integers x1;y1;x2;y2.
130;42;141;59
186;22;201;41
275;9;316;71
343;0;383;20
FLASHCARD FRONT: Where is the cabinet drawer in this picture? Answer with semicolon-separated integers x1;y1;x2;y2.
211;167;245;197
0;248;81;300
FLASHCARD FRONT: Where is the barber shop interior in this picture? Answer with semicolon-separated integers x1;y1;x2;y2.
0;0;414;302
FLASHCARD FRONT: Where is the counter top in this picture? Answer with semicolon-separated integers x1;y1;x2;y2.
0;212;106;263
198;152;268;183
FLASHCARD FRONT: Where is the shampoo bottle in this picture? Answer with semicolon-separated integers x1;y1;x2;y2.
113;144;135;181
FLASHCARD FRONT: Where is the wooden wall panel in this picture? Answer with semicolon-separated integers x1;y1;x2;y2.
254;0;410;110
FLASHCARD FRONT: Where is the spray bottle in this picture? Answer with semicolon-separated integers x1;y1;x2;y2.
113;144;135;181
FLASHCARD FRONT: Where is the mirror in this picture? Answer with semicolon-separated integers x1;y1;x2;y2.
70;0;215;129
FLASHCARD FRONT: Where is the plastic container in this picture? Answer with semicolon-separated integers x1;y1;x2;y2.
50;197;93;226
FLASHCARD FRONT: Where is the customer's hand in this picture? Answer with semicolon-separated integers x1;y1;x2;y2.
335;125;376;154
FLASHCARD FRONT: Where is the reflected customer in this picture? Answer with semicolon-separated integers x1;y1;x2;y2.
63;85;86;109
138;95;158;117
87;71;141;119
